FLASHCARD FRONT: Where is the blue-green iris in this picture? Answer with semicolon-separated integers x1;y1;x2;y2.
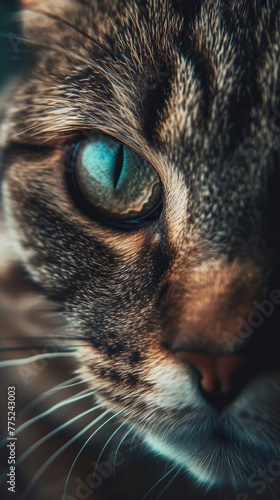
80;139;124;189
74;135;162;222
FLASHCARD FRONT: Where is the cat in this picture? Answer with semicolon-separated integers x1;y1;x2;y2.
1;0;280;498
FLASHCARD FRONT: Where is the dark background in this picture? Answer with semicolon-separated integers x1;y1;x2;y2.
0;1;21;90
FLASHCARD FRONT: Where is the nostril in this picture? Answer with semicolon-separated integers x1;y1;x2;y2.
198;363;262;412
173;349;249;411
174;350;247;393
199;381;241;412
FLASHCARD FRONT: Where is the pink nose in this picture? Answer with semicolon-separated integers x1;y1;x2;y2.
174;350;247;393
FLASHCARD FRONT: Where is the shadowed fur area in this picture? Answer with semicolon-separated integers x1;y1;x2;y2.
1;0;280;497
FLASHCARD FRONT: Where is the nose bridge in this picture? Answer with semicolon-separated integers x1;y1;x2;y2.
162;258;264;352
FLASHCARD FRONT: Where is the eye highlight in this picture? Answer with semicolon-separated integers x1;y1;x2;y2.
71;135;162;224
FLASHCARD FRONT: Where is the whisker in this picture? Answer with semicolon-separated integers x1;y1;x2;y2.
266;482;279;500
155;466;182;500
119;415;144;461
17;405;103;466
113;424;137;470
15;388;95;435
18;376;89;417
20;409;111;500
0;350;77;368
62;408;125;499
0;388;96;449
141;464;178;500
92;419;129;480
49;377;92;392
0;345;84;352
0;336;89;341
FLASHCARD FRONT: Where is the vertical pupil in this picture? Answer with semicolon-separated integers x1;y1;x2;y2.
80;139;125;189
75;136;162;222
113;144;124;189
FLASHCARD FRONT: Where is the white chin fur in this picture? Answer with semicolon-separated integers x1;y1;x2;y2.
141;367;280;488
143;429;280;488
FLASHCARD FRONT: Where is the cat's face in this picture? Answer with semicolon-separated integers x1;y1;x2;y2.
1;0;280;488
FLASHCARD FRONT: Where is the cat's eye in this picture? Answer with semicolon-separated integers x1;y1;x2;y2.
71;135;162;225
